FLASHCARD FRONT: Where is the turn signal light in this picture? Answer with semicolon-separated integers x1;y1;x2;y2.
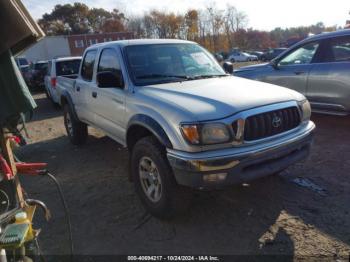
181;125;200;144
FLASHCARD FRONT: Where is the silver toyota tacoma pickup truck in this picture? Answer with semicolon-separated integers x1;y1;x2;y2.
59;39;315;218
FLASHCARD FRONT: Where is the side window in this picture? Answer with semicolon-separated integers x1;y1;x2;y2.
81;50;97;81
279;42;319;66
328;36;350;62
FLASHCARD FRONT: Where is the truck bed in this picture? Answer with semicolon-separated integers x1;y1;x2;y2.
56;75;77;105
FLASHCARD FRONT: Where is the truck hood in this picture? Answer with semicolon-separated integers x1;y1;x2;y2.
138;76;304;121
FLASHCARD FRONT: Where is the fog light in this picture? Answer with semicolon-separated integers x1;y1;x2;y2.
203;173;227;182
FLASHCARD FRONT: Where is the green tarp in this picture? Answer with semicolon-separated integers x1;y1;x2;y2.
0;0;44;129
0;50;36;128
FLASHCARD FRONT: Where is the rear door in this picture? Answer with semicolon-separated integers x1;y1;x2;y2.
306;36;350;114
263;41;320;95
74;50;97;123
88;48;126;142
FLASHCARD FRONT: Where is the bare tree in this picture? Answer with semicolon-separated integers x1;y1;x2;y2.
205;3;224;51
223;4;248;49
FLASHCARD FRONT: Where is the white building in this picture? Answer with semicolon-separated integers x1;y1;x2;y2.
21;36;71;62
20;32;133;62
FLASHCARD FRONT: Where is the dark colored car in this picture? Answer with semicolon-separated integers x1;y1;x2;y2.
261;48;287;61
234;29;350;116
213;53;224;62
26;61;48;90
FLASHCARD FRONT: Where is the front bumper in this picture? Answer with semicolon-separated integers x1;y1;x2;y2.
167;121;315;189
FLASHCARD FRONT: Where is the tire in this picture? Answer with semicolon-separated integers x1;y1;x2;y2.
63;104;88;145
45;88;60;109
230;58;235;63
131;136;192;219
45;88;51;100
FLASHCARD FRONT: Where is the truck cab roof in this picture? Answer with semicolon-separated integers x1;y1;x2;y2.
85;39;196;51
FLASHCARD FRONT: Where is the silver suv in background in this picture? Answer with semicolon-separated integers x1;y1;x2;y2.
59;39;315;218
44;56;81;106
234;29;350;116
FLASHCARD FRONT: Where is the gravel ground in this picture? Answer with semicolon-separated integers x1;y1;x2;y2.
16;93;350;260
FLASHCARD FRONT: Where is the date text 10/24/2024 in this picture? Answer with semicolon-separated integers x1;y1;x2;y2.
127;256;220;261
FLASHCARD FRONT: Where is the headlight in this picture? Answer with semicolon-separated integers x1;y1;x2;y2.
181;123;231;145
299;100;311;121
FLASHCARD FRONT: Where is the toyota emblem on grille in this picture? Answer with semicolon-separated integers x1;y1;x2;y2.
272;115;282;128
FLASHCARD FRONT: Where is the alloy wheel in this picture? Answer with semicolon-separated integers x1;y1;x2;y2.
139;156;162;203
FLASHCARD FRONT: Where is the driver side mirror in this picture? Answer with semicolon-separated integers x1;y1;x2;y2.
97;71;124;88
223;62;234;74
270;59;279;70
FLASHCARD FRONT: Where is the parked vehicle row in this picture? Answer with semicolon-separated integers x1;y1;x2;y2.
234;29;350;115
223;48;289;63
228;51;258;62
56;39;314;218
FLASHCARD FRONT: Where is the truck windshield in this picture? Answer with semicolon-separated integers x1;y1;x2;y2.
56;59;81;76
125;43;226;86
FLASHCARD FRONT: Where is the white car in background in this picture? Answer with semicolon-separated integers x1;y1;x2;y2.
44;56;81;106
228;52;258;62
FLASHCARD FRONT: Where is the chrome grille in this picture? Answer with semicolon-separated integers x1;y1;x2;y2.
243;106;301;141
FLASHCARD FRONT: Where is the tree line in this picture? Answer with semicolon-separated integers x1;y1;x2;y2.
38;2;340;52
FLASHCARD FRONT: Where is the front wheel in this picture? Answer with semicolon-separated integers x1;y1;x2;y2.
63;104;88;145
131;136;192;219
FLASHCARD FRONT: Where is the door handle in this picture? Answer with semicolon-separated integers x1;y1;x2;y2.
294;71;305;75
76;86;80;92
92;91;97;98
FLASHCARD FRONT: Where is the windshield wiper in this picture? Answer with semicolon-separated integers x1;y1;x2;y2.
136;74;193;80
193;74;229;79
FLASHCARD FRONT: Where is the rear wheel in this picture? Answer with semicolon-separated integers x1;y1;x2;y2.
63;104;88;145
131;136;192;219
45;88;51;100
45;88;60;109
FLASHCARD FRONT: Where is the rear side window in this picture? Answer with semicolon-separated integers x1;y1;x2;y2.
56;60;81;76
328;36;350;62
81;50;97;81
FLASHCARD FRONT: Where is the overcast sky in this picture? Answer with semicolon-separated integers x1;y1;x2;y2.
22;0;349;31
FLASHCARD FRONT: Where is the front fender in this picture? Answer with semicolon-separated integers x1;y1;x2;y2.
61;90;79;121
127;114;173;149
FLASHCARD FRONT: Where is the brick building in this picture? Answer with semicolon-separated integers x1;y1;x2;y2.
67;32;133;56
